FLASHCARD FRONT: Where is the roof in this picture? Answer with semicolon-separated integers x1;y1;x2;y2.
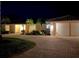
48;15;79;21
1;19;26;24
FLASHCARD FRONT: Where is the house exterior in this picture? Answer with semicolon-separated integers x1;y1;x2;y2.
2;15;79;37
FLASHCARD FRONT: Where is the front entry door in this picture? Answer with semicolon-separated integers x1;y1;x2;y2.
15;25;20;33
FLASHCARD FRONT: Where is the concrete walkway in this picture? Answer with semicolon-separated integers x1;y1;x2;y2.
3;34;79;58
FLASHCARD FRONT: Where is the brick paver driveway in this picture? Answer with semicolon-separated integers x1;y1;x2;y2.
3;34;79;58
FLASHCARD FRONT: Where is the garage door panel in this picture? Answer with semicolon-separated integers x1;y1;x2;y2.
71;23;79;36
56;23;69;36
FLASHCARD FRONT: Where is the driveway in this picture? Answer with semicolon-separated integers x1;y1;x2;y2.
3;34;79;58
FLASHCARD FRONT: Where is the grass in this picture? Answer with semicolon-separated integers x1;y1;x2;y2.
0;37;36;58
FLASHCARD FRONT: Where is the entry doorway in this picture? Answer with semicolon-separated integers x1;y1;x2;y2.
15;25;20;33
15;24;26;33
46;23;54;35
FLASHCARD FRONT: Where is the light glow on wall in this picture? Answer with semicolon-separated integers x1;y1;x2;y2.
15;24;26;33
46;24;50;29
50;25;54;32
50;25;54;35
20;24;26;32
46;24;54;35
15;25;20;33
46;24;53;30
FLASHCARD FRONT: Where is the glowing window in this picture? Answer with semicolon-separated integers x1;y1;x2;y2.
5;25;10;31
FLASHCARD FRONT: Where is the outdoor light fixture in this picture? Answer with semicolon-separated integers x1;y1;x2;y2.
46;24;53;30
46;24;50;29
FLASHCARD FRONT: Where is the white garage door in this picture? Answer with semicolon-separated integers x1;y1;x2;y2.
71;23;79;36
56;22;69;36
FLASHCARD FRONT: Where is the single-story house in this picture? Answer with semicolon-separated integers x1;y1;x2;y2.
1;15;79;37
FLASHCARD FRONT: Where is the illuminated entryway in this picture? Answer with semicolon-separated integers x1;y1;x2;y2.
15;24;26;33
46;22;54;35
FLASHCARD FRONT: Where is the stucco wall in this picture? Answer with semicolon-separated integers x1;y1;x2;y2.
29;24;36;32
36;23;42;31
56;22;69;36
71;23;79;36
10;24;15;33
42;24;46;30
25;24;29;33
25;24;36;33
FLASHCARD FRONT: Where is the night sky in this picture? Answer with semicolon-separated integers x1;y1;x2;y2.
1;1;79;23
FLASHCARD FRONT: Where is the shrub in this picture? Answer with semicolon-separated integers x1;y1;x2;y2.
31;30;42;35
25;30;43;35
41;30;46;35
21;30;25;35
25;33;32;35
1;31;9;34
1;28;9;34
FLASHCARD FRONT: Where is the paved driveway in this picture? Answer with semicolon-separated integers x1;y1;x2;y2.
3;34;79;58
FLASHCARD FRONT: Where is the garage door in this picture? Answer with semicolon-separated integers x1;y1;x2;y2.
56;22;70;36
71;23;79;36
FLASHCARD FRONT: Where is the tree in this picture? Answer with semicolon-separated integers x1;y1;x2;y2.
2;17;11;24
0;16;11;40
26;18;34;24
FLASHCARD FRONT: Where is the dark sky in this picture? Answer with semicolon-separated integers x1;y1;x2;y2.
1;1;79;22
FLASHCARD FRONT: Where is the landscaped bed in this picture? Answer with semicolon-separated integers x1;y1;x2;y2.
0;37;36;58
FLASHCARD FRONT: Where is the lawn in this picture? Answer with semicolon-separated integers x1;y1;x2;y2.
0;37;36;58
